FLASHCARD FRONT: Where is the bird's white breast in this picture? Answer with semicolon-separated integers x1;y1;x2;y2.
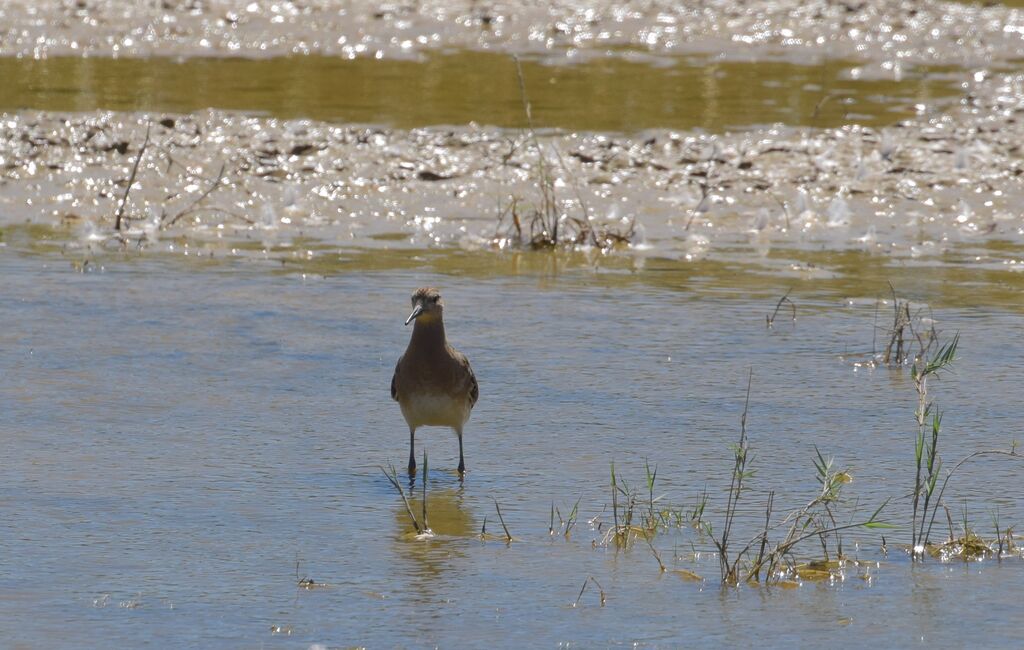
400;392;471;429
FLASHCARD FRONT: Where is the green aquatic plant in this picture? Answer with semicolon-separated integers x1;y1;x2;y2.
707;371;889;585
550;496;583;538
903;330;1024;559
909;333;958;556
743;451;889;583
689;486;709;527
603;461;659;548
706;370;755;584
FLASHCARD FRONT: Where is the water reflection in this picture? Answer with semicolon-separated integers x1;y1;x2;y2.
393;486;476;540
0;52;960;131
391;486;476;586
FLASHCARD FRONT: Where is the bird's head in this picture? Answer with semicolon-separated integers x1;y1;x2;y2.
405;287;444;325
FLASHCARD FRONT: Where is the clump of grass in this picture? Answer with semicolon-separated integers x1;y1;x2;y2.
881;283;937;367
705;370;756;584
930;531;992;562
493;57;635;252
931;503;992;561
743;450;889;584
686;486;709;528
602;460;665;548
549;496;582;538
595;460;707;546
494;196;636;251
705;370;890;585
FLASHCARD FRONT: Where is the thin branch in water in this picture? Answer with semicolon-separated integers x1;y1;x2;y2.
164;162;228;227
114;123;151;232
493;498;513;542
380;463;421;534
573;576;606;607
710;368;754;584
766;288;796;328
645;537;666;573
421;450;429;533
573;578;588;607
924;448;1022;546
872;297;880;358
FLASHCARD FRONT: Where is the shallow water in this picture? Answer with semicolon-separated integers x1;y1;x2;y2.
0;52;960;131
1;247;1023;647
2;21;1024;646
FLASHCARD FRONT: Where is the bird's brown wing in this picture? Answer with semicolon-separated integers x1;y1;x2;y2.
466;360;479;407
391;357;401;401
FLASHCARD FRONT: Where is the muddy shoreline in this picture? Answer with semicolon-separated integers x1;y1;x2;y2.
3;0;1024;68
1;65;1022;269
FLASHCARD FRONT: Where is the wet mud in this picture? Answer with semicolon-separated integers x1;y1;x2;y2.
1;66;1022;274
3;0;1024;68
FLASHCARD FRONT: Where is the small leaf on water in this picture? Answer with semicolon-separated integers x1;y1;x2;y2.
795;567;833;581
672;569;703;582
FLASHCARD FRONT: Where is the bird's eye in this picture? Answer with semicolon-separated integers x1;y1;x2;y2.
431;296;439;303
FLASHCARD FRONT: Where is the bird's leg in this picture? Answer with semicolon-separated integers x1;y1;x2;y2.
457;428;465;476
407;428;417;476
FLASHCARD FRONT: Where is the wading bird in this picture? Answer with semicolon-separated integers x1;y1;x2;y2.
391;287;478;476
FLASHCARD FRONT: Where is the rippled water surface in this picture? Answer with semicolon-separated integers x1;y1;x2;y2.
1;248;1023;647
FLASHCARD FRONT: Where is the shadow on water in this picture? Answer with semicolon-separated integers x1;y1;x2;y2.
0;52;962;131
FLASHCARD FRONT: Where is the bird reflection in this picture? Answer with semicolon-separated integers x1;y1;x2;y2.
393;486;475;539
391;486;476;583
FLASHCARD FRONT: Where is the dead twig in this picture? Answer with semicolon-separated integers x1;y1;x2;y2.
766;289;796;328
164;162;227;227
573;576;606;607
114;123;151;232
380;463;421;534
493;497;513;542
